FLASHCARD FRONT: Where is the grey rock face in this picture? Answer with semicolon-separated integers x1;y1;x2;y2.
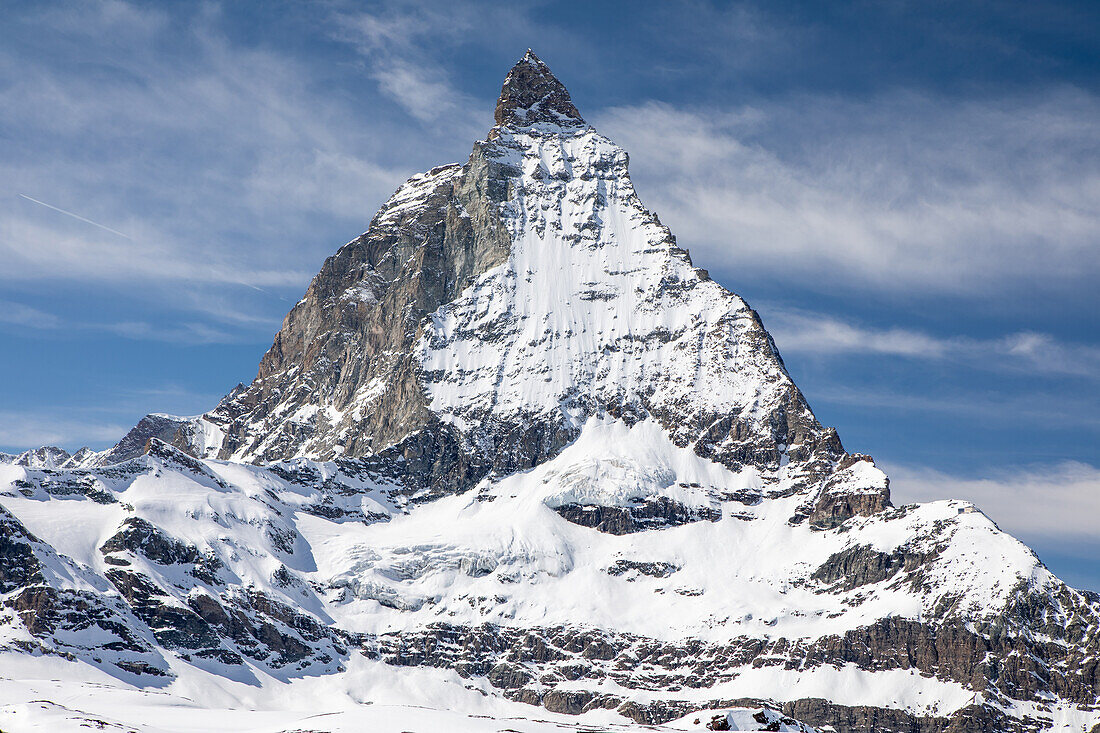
5;584;170;675
97;414;194;466
0;505;44;592
101;517;210;569
493;49;584;127
811;543;941;592
372;595;1100;732
606;559;680;578
207;159;510;465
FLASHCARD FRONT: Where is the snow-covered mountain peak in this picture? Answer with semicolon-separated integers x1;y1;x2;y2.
8;52;1099;733
494;49;585;129
422;112;831;478
193;49;850;485
0;445;100;470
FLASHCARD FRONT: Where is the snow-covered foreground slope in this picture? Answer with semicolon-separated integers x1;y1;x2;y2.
3;51;1099;733
0;655;820;732
2;428;1097;731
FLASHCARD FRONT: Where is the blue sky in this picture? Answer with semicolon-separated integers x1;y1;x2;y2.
2;1;1098;588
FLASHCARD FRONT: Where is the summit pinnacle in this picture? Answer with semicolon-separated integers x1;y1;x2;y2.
493;49;584;127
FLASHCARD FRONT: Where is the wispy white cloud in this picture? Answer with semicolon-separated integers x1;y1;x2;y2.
596;93;1100;295
0;381;223;452
0;293;280;345
767;310;949;358
0;300;61;330
100;321;242;345
0;411;129;450
372;62;467;122
334;5;487;129
808;383;1100;432
0;216;312;288
886;460;1100;543
765;308;1100;377
0;1;440;344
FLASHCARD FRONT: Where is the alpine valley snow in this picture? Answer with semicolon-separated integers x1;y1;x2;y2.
2;51;1098;733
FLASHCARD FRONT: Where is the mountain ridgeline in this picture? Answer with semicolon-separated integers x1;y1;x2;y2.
204;52;847;503
1;52;1098;733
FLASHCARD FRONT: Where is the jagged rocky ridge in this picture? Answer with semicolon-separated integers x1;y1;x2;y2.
1;51;1098;733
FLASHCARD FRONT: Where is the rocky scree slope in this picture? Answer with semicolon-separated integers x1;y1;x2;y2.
2;51;1099;733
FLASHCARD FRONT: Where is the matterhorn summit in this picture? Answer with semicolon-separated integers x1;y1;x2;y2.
1;51;1098;733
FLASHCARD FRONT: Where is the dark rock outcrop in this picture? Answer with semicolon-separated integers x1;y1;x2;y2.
97;414;193;465
493;49;584;128
606;559;680;578
369;582;1100;731
0;505;44;592
101;517;203;566
811;543;940;592
554;498;721;534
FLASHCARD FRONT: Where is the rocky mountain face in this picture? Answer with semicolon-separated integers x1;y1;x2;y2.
196;51;855;524
2;51;1098;733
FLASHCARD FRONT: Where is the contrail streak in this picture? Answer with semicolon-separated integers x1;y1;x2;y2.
234;280;290;302
19;193;289;301
18;194;133;240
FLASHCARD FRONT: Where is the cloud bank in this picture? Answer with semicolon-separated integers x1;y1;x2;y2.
766;309;1100;377
597;94;1100;296
887;460;1100;544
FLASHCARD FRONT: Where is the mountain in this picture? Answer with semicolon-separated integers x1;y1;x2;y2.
92;413;223;466
0;445;97;470
1;51;1098;733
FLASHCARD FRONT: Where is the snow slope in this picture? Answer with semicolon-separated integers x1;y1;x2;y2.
3;422;1093;729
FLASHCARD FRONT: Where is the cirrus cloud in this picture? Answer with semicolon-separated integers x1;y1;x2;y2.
597;92;1100;296
765;308;1100;377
